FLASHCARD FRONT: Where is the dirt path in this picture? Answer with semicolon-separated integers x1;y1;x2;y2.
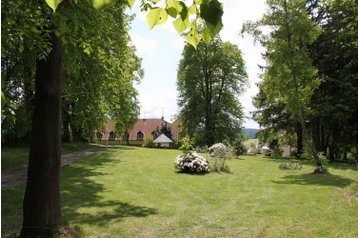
1;146;105;190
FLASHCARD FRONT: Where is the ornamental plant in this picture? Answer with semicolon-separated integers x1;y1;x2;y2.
175;152;210;174
208;143;231;173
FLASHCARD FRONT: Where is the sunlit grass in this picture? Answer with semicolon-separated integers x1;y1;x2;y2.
2;146;358;237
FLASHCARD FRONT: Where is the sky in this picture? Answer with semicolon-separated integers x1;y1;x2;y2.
127;0;266;129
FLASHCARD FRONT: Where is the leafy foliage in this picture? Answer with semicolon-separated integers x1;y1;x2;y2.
142;135;154;148
279;162;302;170
179;136;194;154
44;0;225;49
243;0;322;165
177;37;247;146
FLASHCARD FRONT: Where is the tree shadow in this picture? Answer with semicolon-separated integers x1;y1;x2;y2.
61;147;157;227
272;172;354;188
264;156;358;171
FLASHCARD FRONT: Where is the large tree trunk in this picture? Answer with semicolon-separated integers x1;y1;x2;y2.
20;32;63;237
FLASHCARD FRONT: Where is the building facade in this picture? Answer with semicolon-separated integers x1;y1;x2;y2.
96;117;180;146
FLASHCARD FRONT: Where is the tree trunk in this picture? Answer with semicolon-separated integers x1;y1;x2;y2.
295;122;303;156
20;32;63;237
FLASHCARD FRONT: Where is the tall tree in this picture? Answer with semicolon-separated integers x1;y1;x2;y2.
252;87;303;154
308;0;358;161
244;0;322;165
177;37;247;146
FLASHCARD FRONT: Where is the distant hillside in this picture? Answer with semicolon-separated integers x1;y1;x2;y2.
244;128;260;139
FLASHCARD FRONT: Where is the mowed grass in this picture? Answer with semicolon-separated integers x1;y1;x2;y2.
2;146;358;237
1;143;101;171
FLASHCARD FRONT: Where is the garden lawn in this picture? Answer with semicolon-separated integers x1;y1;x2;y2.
1;143;101;171
2;146;358;237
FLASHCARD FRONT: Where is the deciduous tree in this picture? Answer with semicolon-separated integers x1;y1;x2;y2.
177;37;247;146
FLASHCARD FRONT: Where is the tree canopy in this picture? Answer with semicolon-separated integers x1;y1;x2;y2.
177;37;247;146
245;0;358;163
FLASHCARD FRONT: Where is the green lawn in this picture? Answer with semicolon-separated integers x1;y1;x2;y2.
1;143;101;171
2;146;358;237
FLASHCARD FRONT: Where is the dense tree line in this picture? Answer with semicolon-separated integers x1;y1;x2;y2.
2;0;142;146
245;0;357;163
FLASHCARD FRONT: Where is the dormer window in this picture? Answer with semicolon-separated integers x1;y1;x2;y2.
96;132;103;140
137;131;144;141
109;131;116;140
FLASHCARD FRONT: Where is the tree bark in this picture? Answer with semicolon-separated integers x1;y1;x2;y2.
20;32;63;237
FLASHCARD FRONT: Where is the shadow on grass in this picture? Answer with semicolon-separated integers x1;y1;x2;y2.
272;172;354;188
61;147;157;227
265;156;358;172
1;146;152;237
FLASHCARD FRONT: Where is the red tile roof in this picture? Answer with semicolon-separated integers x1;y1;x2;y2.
99;117;180;142
128;118;169;140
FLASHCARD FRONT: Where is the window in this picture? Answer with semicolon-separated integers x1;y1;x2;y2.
137;131;144;141
96;132;103;140
109;131;116;140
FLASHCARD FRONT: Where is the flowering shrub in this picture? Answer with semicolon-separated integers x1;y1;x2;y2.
208;143;231;173
175;152;210;174
208;143;227;158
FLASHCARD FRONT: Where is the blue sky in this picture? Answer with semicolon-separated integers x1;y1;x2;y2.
127;0;265;129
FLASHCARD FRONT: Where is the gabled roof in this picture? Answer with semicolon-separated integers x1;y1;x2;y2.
153;133;173;143
100;120;116;140
129;118;168;139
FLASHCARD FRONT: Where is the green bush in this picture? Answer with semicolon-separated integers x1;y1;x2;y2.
142;135;154;148
179;136;193;154
279;162;302;170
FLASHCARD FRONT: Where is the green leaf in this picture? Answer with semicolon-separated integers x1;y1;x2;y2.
188;5;197;15
202;27;212;43
194;0;203;4
127;0;135;7
200;0;223;26
173;17;190;33
45;0;63;12
178;1;188;20
147;8;168;29
92;0;114;9
206;19;223;37
166;0;183;18
186;24;201;49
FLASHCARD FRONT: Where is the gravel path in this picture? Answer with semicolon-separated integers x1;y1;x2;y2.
1;146;105;190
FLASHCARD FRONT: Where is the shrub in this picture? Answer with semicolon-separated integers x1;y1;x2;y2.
208;143;231;173
196;145;208;153
175;152;210;174
179;136;193;154
279;162;302;170
232;140;247;156
208;143;227;158
142;135;154;148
